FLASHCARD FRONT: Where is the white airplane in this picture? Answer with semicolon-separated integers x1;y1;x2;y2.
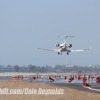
38;35;91;55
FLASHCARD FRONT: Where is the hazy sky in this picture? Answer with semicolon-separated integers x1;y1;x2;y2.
0;0;100;66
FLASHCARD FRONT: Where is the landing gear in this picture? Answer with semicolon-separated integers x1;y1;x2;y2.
58;52;60;55
67;52;69;55
58;52;62;55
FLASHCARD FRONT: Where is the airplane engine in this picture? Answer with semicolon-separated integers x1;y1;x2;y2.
56;43;60;47
68;44;72;48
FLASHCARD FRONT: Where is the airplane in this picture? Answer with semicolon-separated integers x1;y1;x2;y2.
37;35;91;55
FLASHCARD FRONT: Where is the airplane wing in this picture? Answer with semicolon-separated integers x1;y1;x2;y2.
67;47;91;53
37;47;60;52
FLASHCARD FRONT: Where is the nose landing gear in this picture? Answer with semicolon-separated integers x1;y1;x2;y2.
58;52;62;55
67;52;69;55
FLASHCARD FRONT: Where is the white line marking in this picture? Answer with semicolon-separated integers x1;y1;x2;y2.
83;86;100;92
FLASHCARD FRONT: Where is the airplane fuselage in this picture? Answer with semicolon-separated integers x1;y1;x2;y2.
57;43;68;52
60;47;67;52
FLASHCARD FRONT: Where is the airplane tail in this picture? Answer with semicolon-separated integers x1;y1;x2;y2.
58;35;74;44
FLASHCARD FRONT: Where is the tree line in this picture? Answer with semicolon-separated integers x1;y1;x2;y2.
0;64;100;74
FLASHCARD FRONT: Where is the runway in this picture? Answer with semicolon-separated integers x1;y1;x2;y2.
52;83;100;94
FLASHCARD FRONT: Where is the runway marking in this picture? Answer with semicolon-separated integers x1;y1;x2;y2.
83;86;100;92
91;86;100;87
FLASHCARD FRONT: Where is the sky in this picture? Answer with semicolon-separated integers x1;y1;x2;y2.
0;0;100;66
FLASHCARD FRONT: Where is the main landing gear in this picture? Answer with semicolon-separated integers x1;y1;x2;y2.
67;52;69;55
58;52;62;55
58;52;60;55
58;52;69;55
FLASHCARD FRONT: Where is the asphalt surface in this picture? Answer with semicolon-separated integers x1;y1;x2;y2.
51;83;100;94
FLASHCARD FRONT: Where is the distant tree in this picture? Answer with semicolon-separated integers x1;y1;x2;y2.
21;66;27;72
0;69;2;72
14;65;19;72
7;65;12;72
45;66;49;72
28;64;36;72
39;66;46;73
78;70;82;74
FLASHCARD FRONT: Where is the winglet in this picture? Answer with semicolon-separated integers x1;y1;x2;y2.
85;46;91;51
90;46;91;50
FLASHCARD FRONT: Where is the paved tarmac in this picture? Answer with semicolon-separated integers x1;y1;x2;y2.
52;83;100;94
